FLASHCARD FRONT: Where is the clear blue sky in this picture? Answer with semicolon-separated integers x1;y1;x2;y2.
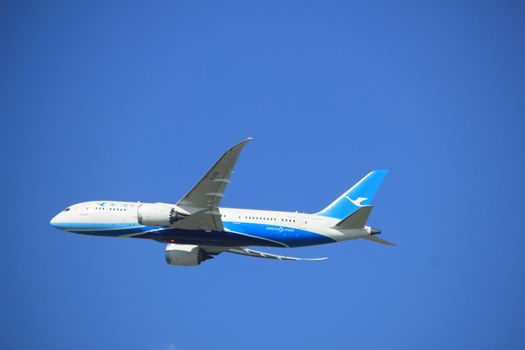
2;1;524;349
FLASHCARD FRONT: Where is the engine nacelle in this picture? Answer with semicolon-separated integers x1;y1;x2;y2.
137;203;188;226
165;244;212;266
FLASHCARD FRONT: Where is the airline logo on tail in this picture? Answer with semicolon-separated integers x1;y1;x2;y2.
345;196;368;207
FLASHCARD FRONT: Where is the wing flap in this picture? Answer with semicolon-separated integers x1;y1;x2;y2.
226;247;327;261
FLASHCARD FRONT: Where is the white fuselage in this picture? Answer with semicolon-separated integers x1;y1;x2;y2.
50;201;372;248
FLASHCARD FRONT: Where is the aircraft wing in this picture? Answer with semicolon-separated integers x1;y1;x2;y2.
176;138;252;213
225;247;327;261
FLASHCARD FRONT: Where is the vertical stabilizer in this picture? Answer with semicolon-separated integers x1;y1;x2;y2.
317;170;388;219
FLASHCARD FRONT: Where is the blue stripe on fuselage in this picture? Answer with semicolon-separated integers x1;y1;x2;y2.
53;222;146;230
70;225;162;236
60;221;335;248
222;222;335;247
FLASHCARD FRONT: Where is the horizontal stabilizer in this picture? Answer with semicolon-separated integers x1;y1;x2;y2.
361;235;395;246
226;248;327;261
335;205;373;229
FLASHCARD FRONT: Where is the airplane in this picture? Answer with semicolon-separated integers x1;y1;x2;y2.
50;138;392;266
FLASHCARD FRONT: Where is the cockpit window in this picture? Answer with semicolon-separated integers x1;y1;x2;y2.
64;208;70;212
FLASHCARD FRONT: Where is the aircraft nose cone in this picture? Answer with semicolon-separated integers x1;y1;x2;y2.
50;214;62;229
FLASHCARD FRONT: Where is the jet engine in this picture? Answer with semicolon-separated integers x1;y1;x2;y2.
137;203;188;226
165;244;213;266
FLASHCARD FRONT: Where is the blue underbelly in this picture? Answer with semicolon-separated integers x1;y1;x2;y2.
222;222;335;247
72;222;335;248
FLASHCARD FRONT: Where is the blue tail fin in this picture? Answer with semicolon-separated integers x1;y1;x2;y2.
317;170;388;219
